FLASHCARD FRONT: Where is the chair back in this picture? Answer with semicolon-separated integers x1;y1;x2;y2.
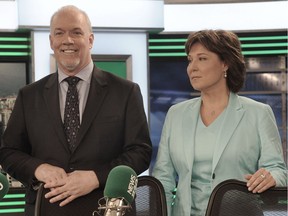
205;179;287;216
135;175;167;216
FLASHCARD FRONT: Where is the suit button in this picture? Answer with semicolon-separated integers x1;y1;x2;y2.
212;173;215;179
69;167;74;170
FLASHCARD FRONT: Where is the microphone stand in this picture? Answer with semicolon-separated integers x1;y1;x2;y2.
93;197;132;216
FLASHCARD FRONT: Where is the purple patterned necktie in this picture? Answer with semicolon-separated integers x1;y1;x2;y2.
63;76;81;151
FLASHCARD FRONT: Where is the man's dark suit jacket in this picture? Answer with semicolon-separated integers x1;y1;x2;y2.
0;66;152;215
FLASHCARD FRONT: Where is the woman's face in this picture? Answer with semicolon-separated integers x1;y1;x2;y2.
187;43;228;93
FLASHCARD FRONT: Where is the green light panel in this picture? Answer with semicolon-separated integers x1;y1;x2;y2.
0;45;30;49
0;52;30;56
0;37;29;42
0;209;24;214
149;34;288;57
0;189;25;215
0;34;31;57
3;194;25;199
238;36;288;41
0;202;25;207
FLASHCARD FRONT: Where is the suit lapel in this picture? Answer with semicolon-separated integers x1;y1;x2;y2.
74;67;108;150
212;93;245;171
183;98;201;168
43;73;69;151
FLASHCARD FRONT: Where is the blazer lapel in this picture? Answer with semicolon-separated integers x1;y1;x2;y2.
183;98;201;168
212;93;245;171
74;67;108;150
43;73;69;151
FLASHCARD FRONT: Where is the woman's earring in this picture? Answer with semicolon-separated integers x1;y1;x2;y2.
224;70;227;78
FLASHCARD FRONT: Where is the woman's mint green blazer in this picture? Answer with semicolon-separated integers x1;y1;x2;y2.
152;93;287;216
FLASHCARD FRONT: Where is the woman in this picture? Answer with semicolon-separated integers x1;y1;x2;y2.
152;29;287;216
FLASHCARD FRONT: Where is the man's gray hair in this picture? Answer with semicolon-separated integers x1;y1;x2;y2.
50;5;93;32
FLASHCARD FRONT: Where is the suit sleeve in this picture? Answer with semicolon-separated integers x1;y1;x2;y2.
258;104;287;186
0;89;44;187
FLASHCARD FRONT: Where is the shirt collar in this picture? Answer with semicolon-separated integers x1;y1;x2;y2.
58;60;94;84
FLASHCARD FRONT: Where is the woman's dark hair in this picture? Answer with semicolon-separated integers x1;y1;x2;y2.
185;29;246;93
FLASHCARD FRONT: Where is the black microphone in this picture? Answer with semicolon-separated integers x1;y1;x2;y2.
0;173;9;200
96;165;138;216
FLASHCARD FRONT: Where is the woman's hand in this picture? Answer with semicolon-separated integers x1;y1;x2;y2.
245;168;276;193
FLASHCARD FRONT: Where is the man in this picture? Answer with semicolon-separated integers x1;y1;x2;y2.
0;5;152;215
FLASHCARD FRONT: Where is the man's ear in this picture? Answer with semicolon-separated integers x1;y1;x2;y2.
49;34;54;50
89;33;94;49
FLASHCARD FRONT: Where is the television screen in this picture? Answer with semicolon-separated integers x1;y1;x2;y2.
0;63;26;98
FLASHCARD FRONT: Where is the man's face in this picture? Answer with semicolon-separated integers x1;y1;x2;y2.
49;9;94;75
